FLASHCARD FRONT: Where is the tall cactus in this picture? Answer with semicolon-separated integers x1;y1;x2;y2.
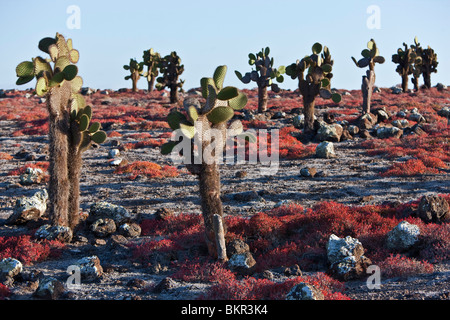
15;33;107;239
123;58;144;92
351;39;385;114
392;42;422;93
142;48;160;92
160;65;248;261
156;51;185;103
413;38;438;89
410;37;423;91
286;43;341;134
235;47;285;113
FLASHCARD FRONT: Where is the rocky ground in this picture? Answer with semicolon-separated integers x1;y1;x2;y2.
0;87;449;301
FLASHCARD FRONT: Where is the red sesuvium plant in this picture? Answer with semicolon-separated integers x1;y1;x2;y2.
113;161;179;180
0;235;65;265
0;284;11;300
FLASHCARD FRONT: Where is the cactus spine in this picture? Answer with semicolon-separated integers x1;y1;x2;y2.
286;43;341;134
235;47;284;113
123;58;144;92
161;66;248;261
351;39;385;114
15;33;107;237
156;51;185;103
142;48;160;92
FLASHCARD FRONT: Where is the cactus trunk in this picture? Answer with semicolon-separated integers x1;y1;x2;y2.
302;96;316;134
47;83;72;228
362;70;375;114
198;163;226;260
148;75;155;92
131;71;139;92
169;83;178;103
257;85;268;113
412;76;419;91
422;67;432;89
401;73;409;93
68;124;82;231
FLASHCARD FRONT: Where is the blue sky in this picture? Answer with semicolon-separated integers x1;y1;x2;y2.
1;0;448;91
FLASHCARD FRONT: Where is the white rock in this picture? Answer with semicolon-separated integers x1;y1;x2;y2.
386;221;420;251
8;189;48;224
286;283;324;300
0;258;23;278
75;256;103;281
108;149;120;159
315;141;336;159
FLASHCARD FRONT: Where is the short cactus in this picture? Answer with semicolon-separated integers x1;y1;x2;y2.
142;48;160;92
156;51;185;103
392;41;422;93
15;33;106;237
161;65;248;261
123;58;144;92
352;39;385;114
235;47;285;113
286;43;341;134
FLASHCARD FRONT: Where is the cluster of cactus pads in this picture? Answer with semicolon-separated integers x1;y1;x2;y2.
161;65;248;261
142;48;160;92
352;39;385;114
15;33;106;239
123;59;144;92
235;47;285;113
412;37;438;89
286;43;341;133
392;40;422;92
156;51;185;103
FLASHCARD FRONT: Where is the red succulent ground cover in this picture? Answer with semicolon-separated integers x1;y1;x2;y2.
113;161;179;180
133;195;449;300
7;162;50;177
0;235;65;265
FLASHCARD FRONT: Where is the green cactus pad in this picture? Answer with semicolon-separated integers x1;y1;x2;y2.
16;75;34;86
331;93;342;103
71;76;83;93
55;56;71;72
33;57;52;78
35;77;48;96
188;106;198;122
312;43;323;54
38;37;57;54
48;72;65;87
180;123;195;139
79;114;90;131
228;92;248;110
207;106;234;124
91;131;107;144
16;61;35;78
213;66;227;91
88;122;101;133
83;105;92;120
201;77;216;99
373;56;385;64
69;49;79;64
217;86;239;101
79;131;91;152
321;64;332;73
167;111;188;130
63;65;78;81
48;44;59;62
319;88;332;99
161;141;178;155
321;78;330;88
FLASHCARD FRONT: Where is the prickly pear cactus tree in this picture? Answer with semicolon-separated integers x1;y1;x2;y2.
161;65;248;261
412;37;438;89
156;51;185;103
123;58;144;92
235;47;284;113
142;48;160;92
410;37;423;91
351;39;385;114
15;33;107;238
392;41;422;93
286;43;341;134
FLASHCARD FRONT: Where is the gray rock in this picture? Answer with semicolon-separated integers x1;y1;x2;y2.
373;87;381;93
327;234;371;280
35;224;73;242
292;114;304;129
376;126;403;139
91;218;117;238
286;283;324;300
0;258;23;278
418;195;450;223
7;189;48;224
300;167;317;178
391;87;402;94
75;256;103;282
315;141;336;159
437;107;450;118
316;123;343;142
228;252;256;275
347;125;359;135
33;277;65;300
108;149;120;159
227;239;250;257
436;83;447;91
386;221;420;251
19;167;44;185
118;222;141;238
89;201;131;226
109;158;123;166
392;119;410;129
408;112;426;123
